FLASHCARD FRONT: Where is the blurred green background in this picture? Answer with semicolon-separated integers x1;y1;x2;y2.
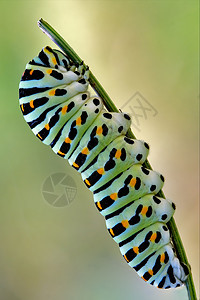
0;1;199;300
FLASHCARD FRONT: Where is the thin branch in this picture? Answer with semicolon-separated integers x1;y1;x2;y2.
38;18;197;300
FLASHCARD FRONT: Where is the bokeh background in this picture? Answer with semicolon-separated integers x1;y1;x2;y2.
0;1;199;300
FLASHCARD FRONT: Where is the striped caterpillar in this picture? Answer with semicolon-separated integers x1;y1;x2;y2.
19;46;189;289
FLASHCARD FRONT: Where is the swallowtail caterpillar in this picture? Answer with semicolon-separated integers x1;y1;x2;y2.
19;46;189;289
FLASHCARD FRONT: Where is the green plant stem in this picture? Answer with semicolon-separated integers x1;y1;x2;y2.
38;18;197;300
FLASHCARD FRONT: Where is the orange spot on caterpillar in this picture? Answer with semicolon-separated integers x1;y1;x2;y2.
121;220;129;229
133;246;139;254
109;228;115;236
21;104;24;112
76;117;82;126
61;105;68;115
49;89;56;96
52;58;57;65
81;147;89;155
29;69;34;75
115;149;121;159
96;126;103;135
129;178;136;187
141;206;148;216
124;254;129;262
57;150;65;156
97;168;104;175
44;47;50;53
29;100;34;108
85;179;91;186
160;253;165;263
65;137;71;143
110;193;117;200
96;201;102;210
141;276;147;282
44;124;50;130
150;232;157;242
73;162;79;169
37;134;43;140
46;69;52;74
148;269;153;276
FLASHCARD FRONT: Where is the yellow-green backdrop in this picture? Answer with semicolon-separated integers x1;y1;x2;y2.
0;1;199;300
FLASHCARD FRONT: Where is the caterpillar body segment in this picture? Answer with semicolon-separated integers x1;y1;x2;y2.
81;136;150;192
93;165;165;216
51;97;103;159
105;194;175;244
19;46;189;289
68;110;131;172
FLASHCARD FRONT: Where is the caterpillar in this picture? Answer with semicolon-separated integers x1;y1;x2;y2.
19;46;189;289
